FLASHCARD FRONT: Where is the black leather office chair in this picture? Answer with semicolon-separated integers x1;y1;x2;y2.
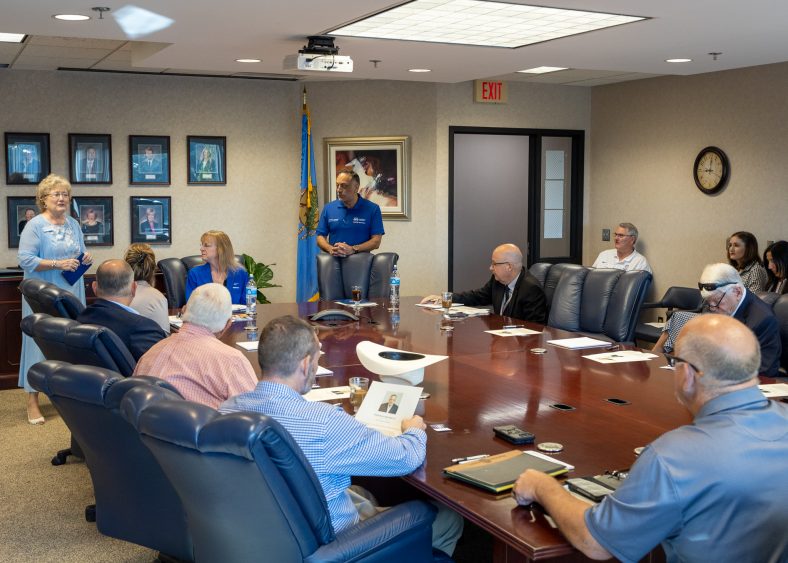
20;313;136;465
548;267;652;343
634;286;703;345
317;252;398;301
122;391;436;563
158;254;246;308
19;278;85;319
763;293;788;373
528;262;585;314
27;361;193;560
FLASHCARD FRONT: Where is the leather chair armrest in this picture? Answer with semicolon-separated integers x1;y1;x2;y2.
305;500;436;563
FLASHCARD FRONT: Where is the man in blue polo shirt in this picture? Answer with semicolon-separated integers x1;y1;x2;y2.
316;171;384;257
512;314;788;562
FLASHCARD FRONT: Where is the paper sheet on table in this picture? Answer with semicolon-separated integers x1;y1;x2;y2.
355;381;423;436
759;383;788;398
168;315;183;328
449;306;490;316
643;322;665;329
547;337;612;349
336;300;378;308
304;386;350;402
485;328;541;337
584;350;659;364
415;303;464;310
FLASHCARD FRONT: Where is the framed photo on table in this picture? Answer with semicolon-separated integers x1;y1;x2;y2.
129;135;170;185
131;196;171;245
5;132;51;185
7;196;37;248
187;136;226;184
71;195;114;247
69;133;112;185
324;136;410;220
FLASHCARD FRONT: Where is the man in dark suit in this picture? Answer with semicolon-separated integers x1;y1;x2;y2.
378;393;399;414
421;243;547;324
78;146;103;181
77;259;167;360
654;263;781;376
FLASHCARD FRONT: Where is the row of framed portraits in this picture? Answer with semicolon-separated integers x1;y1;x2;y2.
8;195;172;248
4;133;226;186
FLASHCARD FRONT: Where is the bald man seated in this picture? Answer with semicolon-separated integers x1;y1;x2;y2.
422;243;546;324
513;315;788;562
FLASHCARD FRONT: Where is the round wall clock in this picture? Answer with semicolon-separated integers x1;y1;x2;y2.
693;146;729;194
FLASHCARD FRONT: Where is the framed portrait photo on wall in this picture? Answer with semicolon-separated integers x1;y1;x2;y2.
131;196;171;245
69;133;112;185
188;136;226;184
5;132;51;185
71;195;113;247
129;135;170;185
7;196;38;248
324;136;410;220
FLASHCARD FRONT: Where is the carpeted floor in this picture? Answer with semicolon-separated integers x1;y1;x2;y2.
0;388;154;563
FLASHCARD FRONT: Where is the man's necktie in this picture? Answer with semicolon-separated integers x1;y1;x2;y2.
500;286;511;315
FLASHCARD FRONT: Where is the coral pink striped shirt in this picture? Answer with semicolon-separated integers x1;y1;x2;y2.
133;322;257;408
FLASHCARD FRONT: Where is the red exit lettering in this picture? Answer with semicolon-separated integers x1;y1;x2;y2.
482;81;502;100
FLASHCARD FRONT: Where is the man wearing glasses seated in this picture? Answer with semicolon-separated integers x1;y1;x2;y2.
591;222;652;273
653;263;780;376
513;314;788;562
420;243;547;324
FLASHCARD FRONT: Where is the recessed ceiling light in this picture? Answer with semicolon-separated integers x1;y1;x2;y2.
53;14;91;21
329;0;646;49
236;58;261;63
517;66;567;74
0;33;26;43
408;68;431;73
666;58;692;63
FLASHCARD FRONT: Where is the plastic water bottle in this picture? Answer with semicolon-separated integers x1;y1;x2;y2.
245;277;257;317
389;264;400;310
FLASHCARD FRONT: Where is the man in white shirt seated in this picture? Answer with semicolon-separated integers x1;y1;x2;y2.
592;222;652;273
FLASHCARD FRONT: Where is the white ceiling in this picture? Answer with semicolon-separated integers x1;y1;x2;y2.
1;0;787;86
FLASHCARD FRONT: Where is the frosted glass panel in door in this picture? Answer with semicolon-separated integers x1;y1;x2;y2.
452;133;529;292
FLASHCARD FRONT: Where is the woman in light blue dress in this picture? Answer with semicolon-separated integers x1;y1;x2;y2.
18;174;92;424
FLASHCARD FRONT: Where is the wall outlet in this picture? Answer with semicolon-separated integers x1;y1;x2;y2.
602;229;610;241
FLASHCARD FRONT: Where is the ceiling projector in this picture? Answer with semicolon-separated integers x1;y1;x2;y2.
283;35;353;73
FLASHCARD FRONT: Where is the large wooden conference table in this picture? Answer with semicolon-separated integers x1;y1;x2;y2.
222;296;695;562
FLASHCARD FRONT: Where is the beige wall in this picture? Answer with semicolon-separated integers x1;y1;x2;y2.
0;71;590;300
589;62;788;300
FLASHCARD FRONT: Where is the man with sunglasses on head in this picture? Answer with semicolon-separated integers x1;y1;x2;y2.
653;263;780;376
591;222;652;273
513;314;788;562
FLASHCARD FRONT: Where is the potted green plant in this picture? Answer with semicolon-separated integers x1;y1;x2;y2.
243;254;281;304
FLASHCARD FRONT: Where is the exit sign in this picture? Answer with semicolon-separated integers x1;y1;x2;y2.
474;80;507;104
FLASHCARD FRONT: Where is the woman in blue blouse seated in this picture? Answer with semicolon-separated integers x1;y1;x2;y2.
186;230;248;304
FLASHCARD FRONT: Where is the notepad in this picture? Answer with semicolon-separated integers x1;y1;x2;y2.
547;337;612;349
443;450;569;493
61;253;90;285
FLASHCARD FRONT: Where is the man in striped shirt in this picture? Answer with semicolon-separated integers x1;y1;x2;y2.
220;315;462;558
133;283;256;408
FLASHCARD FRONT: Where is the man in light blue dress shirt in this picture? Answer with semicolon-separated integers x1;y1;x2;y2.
220;315;462;557
512;315;788;562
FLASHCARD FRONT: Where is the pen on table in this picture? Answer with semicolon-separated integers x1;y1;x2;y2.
452;454;489;464
502;325;524;329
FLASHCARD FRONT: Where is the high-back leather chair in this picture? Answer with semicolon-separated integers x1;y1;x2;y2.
20;313;136;465
766;293;788;372
548;267;652;342
122;392;436;563
158;254;246;308
634;286;703;344
317;252;398;301
528;262;585;313
27;361;193;561
19;278;85;319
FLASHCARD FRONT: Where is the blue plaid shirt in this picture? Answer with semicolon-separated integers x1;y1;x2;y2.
219;380;427;532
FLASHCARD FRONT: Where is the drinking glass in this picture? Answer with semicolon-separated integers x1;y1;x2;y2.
348;376;369;412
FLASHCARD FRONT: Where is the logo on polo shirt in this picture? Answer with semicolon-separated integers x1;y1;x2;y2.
352;217;367;224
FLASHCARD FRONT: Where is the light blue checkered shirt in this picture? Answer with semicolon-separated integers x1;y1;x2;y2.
219;380;427;532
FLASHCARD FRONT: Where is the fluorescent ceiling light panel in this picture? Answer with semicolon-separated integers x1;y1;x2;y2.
0;33;26;43
665;58;692;63
53;14;90;21
330;0;645;48
517;66;567;74
113;5;174;39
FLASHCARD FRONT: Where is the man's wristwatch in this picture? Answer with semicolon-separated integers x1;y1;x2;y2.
351;245;359;254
